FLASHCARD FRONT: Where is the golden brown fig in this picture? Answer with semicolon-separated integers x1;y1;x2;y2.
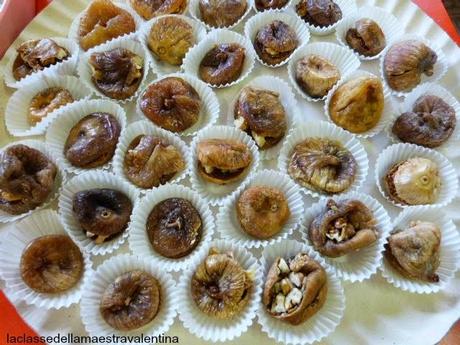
385;220;441;282
0;145;57;215
100;270;161;331
255;0;288;11
20;234;84;293
296;0;342;27
308;199;378;257
329;76;384;133
345;18;386;57
288;138;357;194
191;248;252;318
129;0;187;20
384;40;437;92
263;254;327;325
199;0;247;28
28;87;74;126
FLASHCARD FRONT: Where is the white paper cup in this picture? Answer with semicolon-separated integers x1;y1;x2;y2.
375;143;458;209
335;6;400;61
128;184;214;272
189;125;260;206
177;240;262;342
379;34;448;97
252;0;292;12
68;1;143;51
137;72;220;136
244;10;310;68
189;0;254;31
290;0;357;36
217;169;304;248
277;121;368;198
302;192;392;282
386;82;460;153
113;120;191;194
77;35;150;104
182;29;256;88
58;171;140;256
5;74;92;137
0;140;65;224
45;99;127;175
258;240;345;345
287;41;360;102
380;207;460;294
324;69;394;138
0;210;93;309
138;14;207;76
227;75;299;160
80;254;177;338
4;37;79;89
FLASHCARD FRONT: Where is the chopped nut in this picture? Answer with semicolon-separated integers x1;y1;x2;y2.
289;272;303;288
280;278;293;295
252;131;267;148
278;258;289;274
271;293;287;314
234;116;246;130
284;288;302;310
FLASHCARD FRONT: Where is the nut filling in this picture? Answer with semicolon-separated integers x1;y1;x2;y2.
263;253;328;325
296;0;343;27
191;248;253;319
309;199;378;257
345;18;386;57
28;87;74;126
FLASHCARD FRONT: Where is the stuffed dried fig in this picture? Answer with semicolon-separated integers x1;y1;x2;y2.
100;270;161;331
392;95;456;148
329;76;384;133
73;188;133;244
296;0;342;27
385;220;441;282
129;0;186;20
147;16;194;66
0;144;57;215
147;198;202;258
64;112;121;168
234;87;287;149
191;248;253;318
199;43;246;86
78;0;136;51
345;18;386;57
384;157;441;206
384;40;437;92
140;77;201;133
20;234;84;293
263;253;327;325
309;199;378;257
288;138;357;194
28;87;74;125
90;48;144;100
123;135;185;189
255;0;288;11
295;54;340;98
199;0;247;28
254;20;298;66
237;186;290;239
197;139;252;185
12;39;69;81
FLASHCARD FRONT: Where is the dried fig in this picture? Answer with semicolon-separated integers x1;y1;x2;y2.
255;0;288;11
129;0;187;20
296;0;342;27
28;87;74;125
345;18;386;57
199;0;247;28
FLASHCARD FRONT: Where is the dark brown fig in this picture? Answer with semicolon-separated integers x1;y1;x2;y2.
296;0;343;27
345;18;386;57
255;0;288;11
199;0;247;28
129;0;187;20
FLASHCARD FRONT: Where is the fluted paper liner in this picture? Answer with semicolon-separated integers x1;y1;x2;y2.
182;29;256;88
335;6;400;61
302;192;391;282
4;37;79;89
324;69;394;138
287;41;360;102
0;140;65;224
137;72;220;136
290;0;357;36
45;99;127;175
77;34;150;104
252;0;292;12
80;254;177;338
138;14;207;76
278;121;368;198
58;171;140;256
0;210;93;309
113;120;191;193
258;240;345;345
128;184;214;272
244;10;310;68
380;207;460;294
379;34;448;97
177;240;262;342
226;75;299;160
5;74;92;137
189;125;261;206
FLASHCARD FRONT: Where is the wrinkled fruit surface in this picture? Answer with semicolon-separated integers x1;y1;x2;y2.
255;0;288;11
129;0;187;20
28;87;74;126
199;0;247;28
296;0;342;27
345;18;386;57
